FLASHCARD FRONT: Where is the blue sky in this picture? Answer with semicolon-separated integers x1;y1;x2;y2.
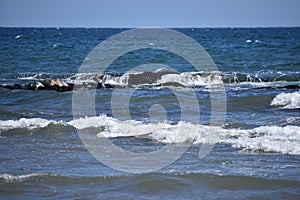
0;0;299;27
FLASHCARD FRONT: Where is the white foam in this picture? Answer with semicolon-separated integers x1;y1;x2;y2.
69;72;224;87
158;72;223;86
271;91;300;109
222;126;300;154
150;122;222;144
0;118;62;130
0;173;44;183
71;115;221;144
102;73;129;86
17;73;40;80
1;115;299;154
69;115;162;137
152;124;300;155
71;115;300;154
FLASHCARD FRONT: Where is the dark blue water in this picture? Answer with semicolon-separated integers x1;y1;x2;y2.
0;28;300;199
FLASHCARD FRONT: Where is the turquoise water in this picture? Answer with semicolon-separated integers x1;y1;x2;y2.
0;28;300;199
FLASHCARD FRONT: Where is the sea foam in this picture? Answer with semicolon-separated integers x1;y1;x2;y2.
222;126;300;154
69;116;300;155
1;115;299;155
0;173;44;183
0;118;62;130
271;91;300;109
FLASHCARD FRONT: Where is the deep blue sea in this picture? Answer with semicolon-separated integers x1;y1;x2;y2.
0;27;300;199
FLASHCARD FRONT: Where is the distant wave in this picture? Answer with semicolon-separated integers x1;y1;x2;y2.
17;71;300;87
1;115;300;155
271;91;300;109
17;73;75;81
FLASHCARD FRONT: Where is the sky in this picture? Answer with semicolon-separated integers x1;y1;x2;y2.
0;0;299;28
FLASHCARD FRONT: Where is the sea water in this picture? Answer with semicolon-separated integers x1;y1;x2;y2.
0;28;300;199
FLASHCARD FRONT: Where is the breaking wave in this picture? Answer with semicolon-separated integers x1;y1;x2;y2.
0;173;49;183
1;115;299;155
0;118;64;130
271;91;300;109
15;71;300;88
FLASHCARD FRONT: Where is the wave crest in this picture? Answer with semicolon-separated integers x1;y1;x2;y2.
0;118;63;130
1;116;299;155
271;91;300;109
0;173;49;183
15;71;300;88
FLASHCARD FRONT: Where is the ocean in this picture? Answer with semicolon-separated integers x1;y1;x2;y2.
0;27;299;199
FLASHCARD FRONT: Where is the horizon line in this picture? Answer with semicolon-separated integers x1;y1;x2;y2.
1;25;300;29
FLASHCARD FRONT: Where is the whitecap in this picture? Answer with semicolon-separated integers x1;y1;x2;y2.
222;126;300;155
151;124;300;155
157;72;223;87
17;73;39;80
271;91;300;109
69;115;161;137
70;115;300;155
0;118;63;131
1;115;299;155
0;173;45;183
